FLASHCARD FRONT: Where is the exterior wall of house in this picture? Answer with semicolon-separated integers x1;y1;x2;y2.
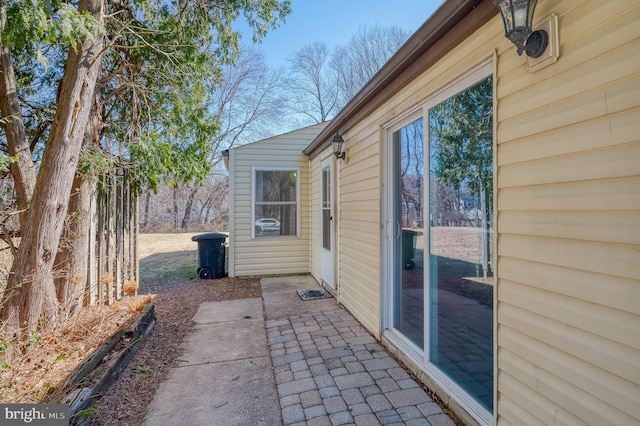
308;143;382;333
328;0;639;424
228;123;327;277
332;123;386;337
494;1;640;424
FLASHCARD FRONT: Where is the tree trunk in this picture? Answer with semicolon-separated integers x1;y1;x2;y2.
181;184;198;229
199;196;211;224
142;191;151;229
0;0;104;337
55;171;96;319
54;100;101;319
0;10;37;228
172;187;179;228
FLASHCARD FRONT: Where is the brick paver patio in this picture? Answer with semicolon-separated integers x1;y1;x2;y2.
267;309;456;426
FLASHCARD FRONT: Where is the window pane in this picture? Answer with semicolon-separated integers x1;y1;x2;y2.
322;166;331;250
322;209;331;249
392;117;425;350
428;76;494;411
322;167;330;208
255;170;298;238
255;204;296;237
256;170;297;202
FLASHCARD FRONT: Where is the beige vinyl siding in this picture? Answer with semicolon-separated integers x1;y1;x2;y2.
332;126;383;336
229;123;326;277
494;1;640;425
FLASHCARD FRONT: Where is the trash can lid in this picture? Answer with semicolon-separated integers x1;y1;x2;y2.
191;232;227;241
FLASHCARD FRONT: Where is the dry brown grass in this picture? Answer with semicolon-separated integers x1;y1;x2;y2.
137;232;204;258
0;232;226;407
0;296;151;404
418;226;488;265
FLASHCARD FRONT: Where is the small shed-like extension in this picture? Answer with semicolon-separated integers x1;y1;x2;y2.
226;123;328;277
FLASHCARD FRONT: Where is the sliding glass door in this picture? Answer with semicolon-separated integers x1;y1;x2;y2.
390;116;425;350
388;69;494;413
427;75;494;412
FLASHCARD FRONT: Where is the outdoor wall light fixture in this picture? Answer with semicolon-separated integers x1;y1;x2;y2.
493;0;548;58
332;132;346;160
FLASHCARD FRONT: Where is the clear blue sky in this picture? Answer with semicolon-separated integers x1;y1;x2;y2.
237;0;444;67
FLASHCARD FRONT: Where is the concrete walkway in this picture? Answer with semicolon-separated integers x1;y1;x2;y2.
144;276;456;426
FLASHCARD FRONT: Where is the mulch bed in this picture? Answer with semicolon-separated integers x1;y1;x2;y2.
88;276;260;425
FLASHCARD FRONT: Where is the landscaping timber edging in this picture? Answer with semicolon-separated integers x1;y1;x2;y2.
63;303;156;425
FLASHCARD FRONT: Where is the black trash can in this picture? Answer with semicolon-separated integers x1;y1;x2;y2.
191;232;226;279
402;229;418;270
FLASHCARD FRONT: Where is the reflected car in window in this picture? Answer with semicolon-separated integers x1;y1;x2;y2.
255;218;281;236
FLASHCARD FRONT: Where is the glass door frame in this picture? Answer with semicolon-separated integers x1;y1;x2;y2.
381;60;495;425
382;110;427;361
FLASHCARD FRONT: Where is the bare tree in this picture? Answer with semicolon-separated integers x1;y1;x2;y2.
148;25;412;232
179;46;286;228
213;46;287;152
197;172;228;228
332;24;411;108
139;170;228;232
286;42;338;124
284;26;410;125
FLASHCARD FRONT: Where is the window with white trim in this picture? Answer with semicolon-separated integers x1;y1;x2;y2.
253;168;298;237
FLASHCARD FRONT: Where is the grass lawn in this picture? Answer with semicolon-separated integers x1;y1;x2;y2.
138;232;228;292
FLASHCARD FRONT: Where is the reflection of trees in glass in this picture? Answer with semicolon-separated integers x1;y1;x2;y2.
429;76;493;276
400;119;424;228
255;170;297;236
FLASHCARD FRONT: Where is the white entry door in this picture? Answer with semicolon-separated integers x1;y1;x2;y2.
320;156;335;289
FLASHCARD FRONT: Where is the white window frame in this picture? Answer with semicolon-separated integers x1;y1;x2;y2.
252;166;300;239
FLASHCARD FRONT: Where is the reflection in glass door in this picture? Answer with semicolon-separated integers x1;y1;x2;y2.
428;76;494;411
391;117;425;350
388;72;494;413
